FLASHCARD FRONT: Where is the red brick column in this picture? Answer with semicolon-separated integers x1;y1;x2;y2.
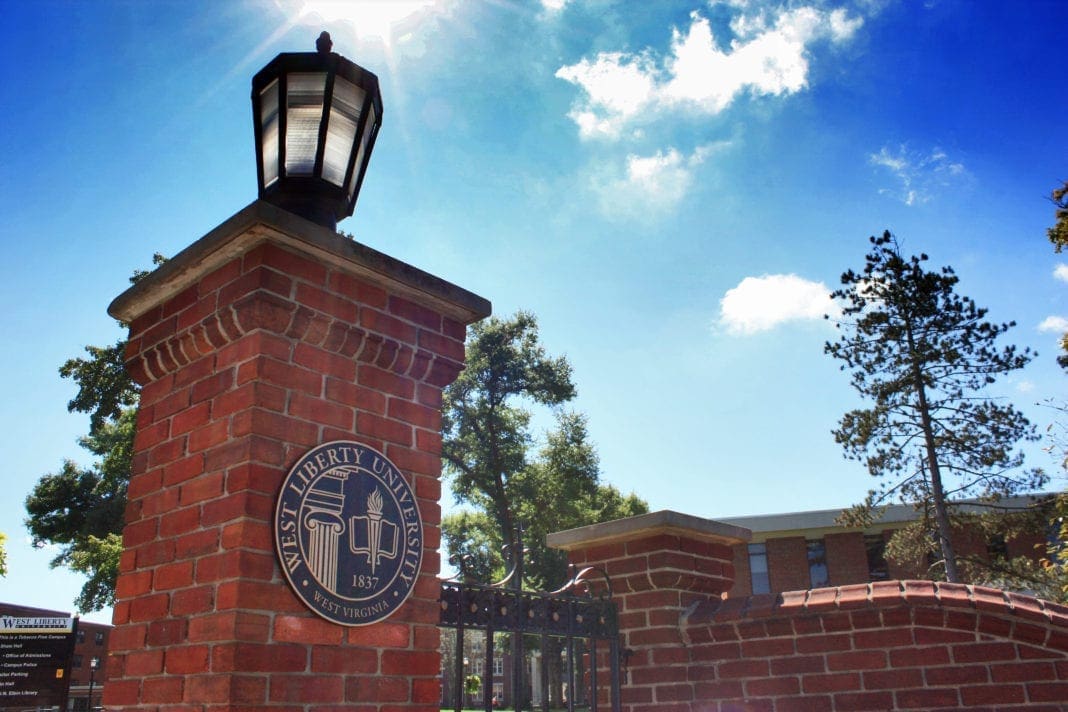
547;511;750;712
103;201;490;711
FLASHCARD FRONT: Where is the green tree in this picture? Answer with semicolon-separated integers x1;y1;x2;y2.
1047;179;1068;369
441;311;646;590
441;312;645;710
1040;180;1068;596
1049;179;1068;253
0;531;7;577
25;407;135;611
826;231;1046;584
1035;370;1068;599
23;258;159;612
1043;491;1068;600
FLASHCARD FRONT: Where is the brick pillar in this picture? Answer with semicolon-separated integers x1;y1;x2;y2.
547;511;750;712
103;201;490;711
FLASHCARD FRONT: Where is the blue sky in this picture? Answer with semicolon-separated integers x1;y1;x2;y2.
1;0;1064;621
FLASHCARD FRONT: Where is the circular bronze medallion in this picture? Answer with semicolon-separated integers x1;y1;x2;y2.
274;441;423;626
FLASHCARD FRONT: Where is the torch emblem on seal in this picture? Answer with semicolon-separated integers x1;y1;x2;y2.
349;488;400;575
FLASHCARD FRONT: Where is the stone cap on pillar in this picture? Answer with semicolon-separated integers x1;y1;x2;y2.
547;509;751;552
109;199;491;325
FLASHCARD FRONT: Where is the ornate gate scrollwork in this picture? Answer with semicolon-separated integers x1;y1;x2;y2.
439;530;622;712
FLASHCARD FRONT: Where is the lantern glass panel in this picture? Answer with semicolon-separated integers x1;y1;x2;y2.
259;79;280;187
323;76;366;187
346;102;377;200
285;72;327;175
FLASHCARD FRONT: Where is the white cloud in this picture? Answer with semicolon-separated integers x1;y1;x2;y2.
869;144;967;205
556;52;660;140
719;274;834;335
589;142;729;219
828;8;864;41
1016;380;1035;394
1038;316;1068;334
556;6;863;139
1054;263;1068;282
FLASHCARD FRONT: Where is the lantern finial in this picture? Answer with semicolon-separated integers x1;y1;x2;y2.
316;31;333;54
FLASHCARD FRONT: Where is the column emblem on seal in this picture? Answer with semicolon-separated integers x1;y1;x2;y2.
274;440;423;626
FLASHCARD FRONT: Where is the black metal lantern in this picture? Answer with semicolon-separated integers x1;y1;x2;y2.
251;32;383;230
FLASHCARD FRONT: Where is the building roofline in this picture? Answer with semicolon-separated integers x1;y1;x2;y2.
716;495;1047;540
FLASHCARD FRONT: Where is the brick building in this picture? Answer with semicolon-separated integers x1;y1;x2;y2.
0;602;111;710
720;497;1046;598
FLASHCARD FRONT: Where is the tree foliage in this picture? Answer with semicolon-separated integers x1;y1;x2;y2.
23;259;156;612
25;401;136;611
1040;181;1068;597
826;231;1045;584
1042;492;1068;600
1047;180;1068;368
1049;179;1068;254
441;312;646;591
1032;399;1068;602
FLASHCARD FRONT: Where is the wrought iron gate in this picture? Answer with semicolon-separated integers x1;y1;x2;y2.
439;531;622;712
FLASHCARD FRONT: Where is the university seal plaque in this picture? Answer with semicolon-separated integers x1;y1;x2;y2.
274;441;423;626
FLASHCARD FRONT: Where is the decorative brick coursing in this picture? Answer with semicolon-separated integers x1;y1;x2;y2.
106;239;475;711
124;244;464;391
683;580;1068;711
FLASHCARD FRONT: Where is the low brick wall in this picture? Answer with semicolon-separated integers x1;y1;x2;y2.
685;580;1068;711
549;512;1068;712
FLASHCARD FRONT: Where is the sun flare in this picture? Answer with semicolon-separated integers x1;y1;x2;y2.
297;0;439;45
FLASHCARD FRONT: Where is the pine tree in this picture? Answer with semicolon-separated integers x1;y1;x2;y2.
826;231;1045;584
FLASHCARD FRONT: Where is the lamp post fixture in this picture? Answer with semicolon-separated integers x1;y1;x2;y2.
251;31;383;231
87;656;98;711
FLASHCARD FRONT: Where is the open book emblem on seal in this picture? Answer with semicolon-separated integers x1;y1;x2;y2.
274;441;423;626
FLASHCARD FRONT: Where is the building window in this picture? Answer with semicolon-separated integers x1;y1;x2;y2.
472;658;484;675
987;534;1008;560
748;543;770;594
73;654;83;668
94;631;105;645
77;629;85;644
493;683;504;704
865;535;889;581
492;656;503;676
807;539;829;588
